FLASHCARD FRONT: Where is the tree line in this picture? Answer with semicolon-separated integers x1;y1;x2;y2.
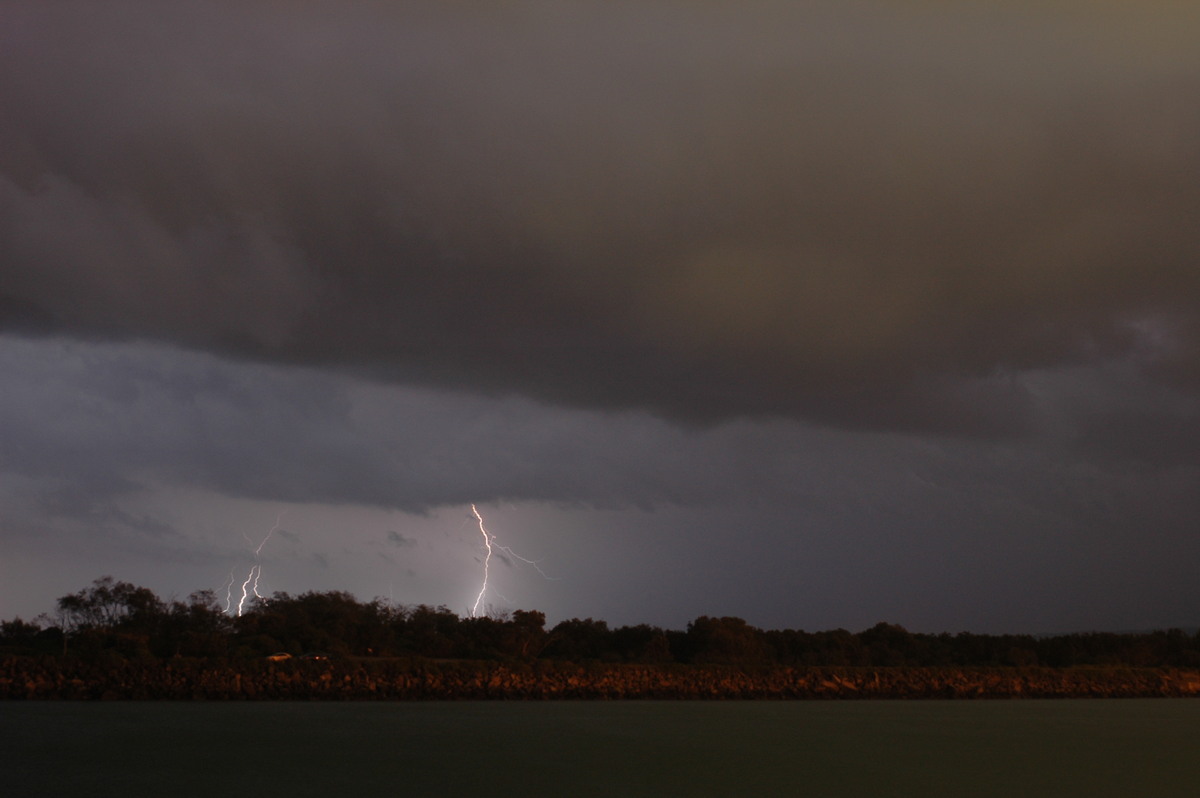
4;576;1200;669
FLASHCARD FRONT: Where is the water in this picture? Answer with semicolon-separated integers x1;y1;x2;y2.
3;700;1198;797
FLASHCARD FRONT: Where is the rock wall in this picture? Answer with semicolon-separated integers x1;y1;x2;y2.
5;656;1200;700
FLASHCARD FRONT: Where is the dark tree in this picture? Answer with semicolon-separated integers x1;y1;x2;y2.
53;576;166;655
683;616;772;667
543;618;613;661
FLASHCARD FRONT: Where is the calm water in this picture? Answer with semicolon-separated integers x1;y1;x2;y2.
3;700;1199;797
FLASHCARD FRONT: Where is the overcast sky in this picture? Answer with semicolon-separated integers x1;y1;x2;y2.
3;1;1200;633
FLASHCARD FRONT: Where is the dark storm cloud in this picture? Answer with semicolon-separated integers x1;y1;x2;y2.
7;337;1193;551
0;336;861;516
4;1;1200;435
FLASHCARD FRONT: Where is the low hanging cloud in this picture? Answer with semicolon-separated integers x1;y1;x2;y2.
4;1;1200;435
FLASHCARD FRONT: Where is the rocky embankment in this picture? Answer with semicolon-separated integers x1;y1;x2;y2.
5;656;1200;700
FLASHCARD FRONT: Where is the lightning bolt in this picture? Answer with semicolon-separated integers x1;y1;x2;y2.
469;504;554;618
253;514;282;557
219;571;236;614
237;565;261;617
251;564;266;600
228;511;286;617
470;505;493;618
493;542;553;580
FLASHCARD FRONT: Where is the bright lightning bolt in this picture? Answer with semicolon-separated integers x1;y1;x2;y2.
470;505;493;618
227;511;286;617
469;504;555;618
237;565;260;617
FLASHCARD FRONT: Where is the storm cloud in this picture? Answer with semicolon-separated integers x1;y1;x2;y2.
5;0;1200;435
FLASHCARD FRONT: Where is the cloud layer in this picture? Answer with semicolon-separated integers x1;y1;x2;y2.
5;1;1200;434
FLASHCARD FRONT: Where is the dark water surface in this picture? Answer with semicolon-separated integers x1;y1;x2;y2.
3;700;1198;797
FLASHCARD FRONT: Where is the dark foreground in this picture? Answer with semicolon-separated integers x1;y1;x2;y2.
5;701;1200;797
5;656;1200;700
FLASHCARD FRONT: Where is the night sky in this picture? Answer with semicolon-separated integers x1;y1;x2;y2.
4;1;1200;634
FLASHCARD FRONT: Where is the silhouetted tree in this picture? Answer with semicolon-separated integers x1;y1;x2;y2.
544;618;613;661
683;616;772;667
159;590;234;658
13;574;1200;671
0;617;45;654
54;576;165;655
610;624;672;662
859;622;915;666
501;610;547;659
402;604;462;658
235;590;369;656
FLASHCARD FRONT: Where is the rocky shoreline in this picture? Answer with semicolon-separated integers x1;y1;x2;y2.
5;656;1200;700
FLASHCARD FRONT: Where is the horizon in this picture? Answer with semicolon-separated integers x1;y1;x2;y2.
13;572;1200;641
